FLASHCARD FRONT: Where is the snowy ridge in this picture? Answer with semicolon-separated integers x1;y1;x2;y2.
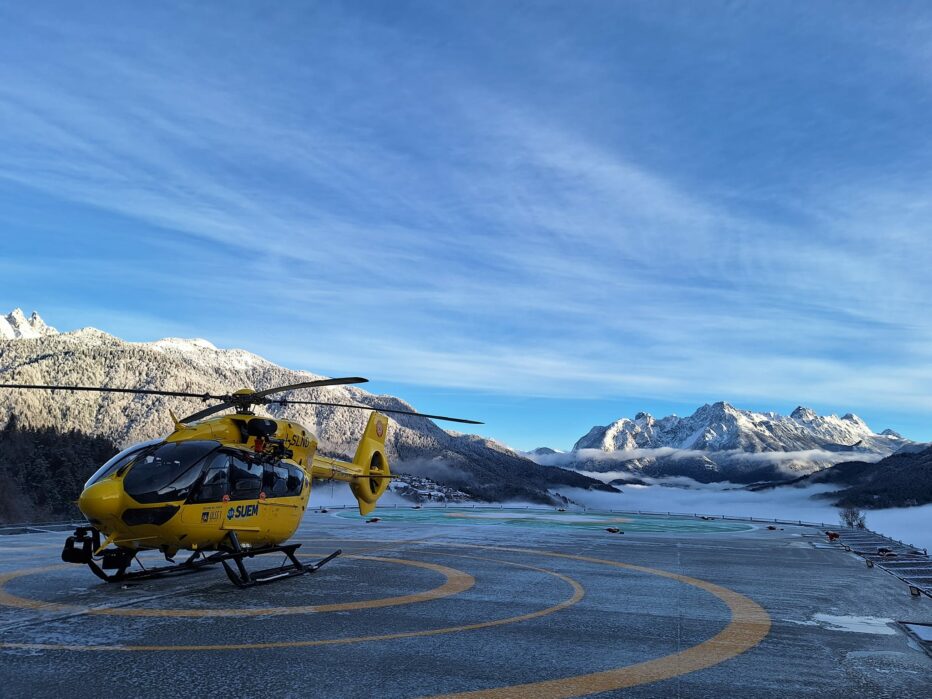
145;337;266;371
149;338;219;352
528;401;918;484
574;401;907;454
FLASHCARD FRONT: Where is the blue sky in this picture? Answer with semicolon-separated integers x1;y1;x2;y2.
2;1;932;449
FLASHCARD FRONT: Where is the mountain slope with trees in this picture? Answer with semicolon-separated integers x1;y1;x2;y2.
0;417;120;522
0;310;612;511
751;446;932;508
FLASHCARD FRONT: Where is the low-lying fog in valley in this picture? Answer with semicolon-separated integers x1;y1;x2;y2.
560;481;932;552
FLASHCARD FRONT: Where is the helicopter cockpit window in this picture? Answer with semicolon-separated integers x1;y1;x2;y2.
84;439;160;489
263;464;289;498
285;465;305;496
190;452;230;503
229;454;262;500
123;441;220;504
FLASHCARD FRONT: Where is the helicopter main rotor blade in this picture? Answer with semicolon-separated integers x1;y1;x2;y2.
0;383;223;400
0;379;480;425
249;377;367;399
271;399;483;425
179;377;369;423
179;400;241;424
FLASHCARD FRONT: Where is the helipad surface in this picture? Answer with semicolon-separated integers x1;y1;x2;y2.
335;507;756;533
0;508;929;698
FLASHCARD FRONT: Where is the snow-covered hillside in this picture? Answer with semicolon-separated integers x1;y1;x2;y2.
0;309;608;503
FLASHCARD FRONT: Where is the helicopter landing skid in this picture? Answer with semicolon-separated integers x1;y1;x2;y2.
219;531;342;588
220;545;342;587
61;526;341;587
85;549;222;584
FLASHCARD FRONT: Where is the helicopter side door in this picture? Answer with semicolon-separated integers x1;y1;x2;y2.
181;451;302;545
259;462;301;538
183;451;267;538
220;453;264;536
181;451;231;533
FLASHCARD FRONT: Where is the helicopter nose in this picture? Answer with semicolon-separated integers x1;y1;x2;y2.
78;478;124;525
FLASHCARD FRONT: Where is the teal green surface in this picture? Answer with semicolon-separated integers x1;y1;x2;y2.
334;507;754;533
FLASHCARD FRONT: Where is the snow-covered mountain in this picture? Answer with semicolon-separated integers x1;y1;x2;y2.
0;309;609;503
0;309;57;340
574;401;908;454
536;402;913;484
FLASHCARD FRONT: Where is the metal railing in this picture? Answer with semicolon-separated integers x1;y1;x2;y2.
0;519;86;535
311;501;840;526
833;528;931;599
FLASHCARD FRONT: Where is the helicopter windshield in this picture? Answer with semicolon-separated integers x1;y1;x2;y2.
123;440;220;504
84;439;162;489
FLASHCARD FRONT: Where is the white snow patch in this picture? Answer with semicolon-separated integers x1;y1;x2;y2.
807;614;897;635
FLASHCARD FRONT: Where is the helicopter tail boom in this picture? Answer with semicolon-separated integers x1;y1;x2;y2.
310;412;392;516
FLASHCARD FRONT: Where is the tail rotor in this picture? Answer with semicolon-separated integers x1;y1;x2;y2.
350;413;391;515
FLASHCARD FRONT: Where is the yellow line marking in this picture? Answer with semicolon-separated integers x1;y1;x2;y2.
424;545;771;699
0;555;474;618
0;537;771;696
0;557;582;651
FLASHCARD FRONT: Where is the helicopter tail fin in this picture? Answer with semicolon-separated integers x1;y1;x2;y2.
350;412;391;516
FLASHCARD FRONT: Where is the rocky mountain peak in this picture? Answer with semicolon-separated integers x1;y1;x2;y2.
698;401;735;416
573;401;910;457
0;308;59;340
841;412;866;426
790;406;817;420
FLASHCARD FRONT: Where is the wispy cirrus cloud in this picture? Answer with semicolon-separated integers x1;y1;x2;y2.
1;2;932;443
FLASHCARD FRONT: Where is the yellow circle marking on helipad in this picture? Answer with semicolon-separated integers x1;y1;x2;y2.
0;555;474;618
195;537;771;694
0;540;771;697
0;556;583;652
424;545;772;699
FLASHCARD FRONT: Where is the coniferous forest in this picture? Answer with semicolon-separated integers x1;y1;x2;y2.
0;417;119;523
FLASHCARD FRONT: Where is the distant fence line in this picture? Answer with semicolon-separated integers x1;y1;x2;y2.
313;501;838;527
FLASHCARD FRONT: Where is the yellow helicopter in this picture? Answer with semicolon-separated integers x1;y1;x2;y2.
0;379;480;587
